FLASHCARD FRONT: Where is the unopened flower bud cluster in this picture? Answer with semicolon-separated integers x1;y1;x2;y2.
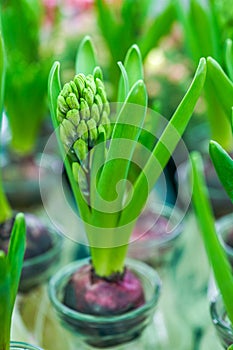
56;71;111;164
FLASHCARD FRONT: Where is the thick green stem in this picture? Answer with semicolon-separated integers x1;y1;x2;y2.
0;177;12;224
204;80;233;151
0;318;10;350
90;245;128;277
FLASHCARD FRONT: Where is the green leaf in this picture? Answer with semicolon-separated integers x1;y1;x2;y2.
139;2;176;59
117;44;143;103
117;61;129;103
190;151;233;326
0;213;26;350
119;57;207;226
206;57;233;126
226;38;233;81
7;213;26;308
209;140;233;202
48;62;90;222
75;36;97;75
95;80;147;220
95;0;120;62
228;345;233;350
0;32;5;118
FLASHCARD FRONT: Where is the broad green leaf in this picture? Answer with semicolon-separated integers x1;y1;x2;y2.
119;57;207;226
226;39;233;81
0;33;5;118
209;140;233;202
117;45;143;103
48;62;90;222
7;213;26;308
207;57;233;126
75;36;97;75
139;2;176;60
96;80;147;214
228;345;233;350
191;151;233;326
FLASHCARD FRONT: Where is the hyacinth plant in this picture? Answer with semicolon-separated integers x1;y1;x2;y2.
95;0;176;98
176;0;233;151
207;54;233;196
0;212;26;350
191;151;233;345
48;35;206;295
0;0;52;156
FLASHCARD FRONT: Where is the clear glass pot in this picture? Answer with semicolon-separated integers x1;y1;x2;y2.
210;294;233;349
14;229;63;344
127;202;183;274
127;202;193;349
49;258;161;349
10;341;42;350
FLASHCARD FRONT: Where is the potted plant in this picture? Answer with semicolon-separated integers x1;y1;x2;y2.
0;0;58;209
95;0;176;99
0;32;62;344
45;33;206;348
191;150;233;349
176;0;233;218
0;211;42;350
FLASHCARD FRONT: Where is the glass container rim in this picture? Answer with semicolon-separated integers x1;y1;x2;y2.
210;293;233;336
216;213;233;256
10;341;43;350
49;257;161;323
23;228;63;268
130;201;184;247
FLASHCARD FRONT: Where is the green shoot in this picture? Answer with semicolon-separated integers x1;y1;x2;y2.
95;0;175;97
0;213;26;350
225;39;233;81
191;151;233;326
0;32;12;224
49;36;206;277
176;0;233;151
209;140;233;202
0;0;52;156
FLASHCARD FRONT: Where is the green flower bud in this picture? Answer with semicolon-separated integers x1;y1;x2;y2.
62;118;77;142
94;94;103;113
74;73;85;95
70;80;79;97
91;103;100;123
85;74;96;95
72;162;88;194
57;107;65;123
66;93;80;109
61;83;72;98
97;86;107;103
98;124;106;139
77;120;88;141
66;109;80;126
95;78;105;91
60;124;72;151
80;98;90;120
73;138;88;162
101;110;111;138
93;66;103;81
103;101;110;115
83;87;94;106
58;95;69;114
87;119;98;146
